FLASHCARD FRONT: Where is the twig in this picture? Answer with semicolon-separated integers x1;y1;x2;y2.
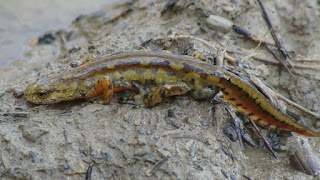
248;118;279;160
216;48;229;68
241;53;258;62
266;46;296;80
274;92;320;119
2;112;30;118
226;108;245;150
292;64;320;71
294;59;320;62
249;76;320;120
256;0;290;60
173;35;319;71
226;48;320;71
86;164;93;180
152;155;168;174
251;55;279;64
232;25;276;46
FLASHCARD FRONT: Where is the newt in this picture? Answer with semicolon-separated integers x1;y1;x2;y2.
24;50;320;137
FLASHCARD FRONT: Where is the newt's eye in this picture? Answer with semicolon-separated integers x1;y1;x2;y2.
37;90;48;98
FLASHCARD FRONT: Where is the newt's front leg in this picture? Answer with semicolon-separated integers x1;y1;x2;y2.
144;82;190;107
86;76;113;104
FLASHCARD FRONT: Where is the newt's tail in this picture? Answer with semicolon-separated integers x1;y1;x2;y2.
216;73;320;137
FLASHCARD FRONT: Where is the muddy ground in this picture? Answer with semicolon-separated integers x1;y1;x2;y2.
1;0;320;179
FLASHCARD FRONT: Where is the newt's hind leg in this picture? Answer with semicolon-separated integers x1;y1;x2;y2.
144;82;190;107
86;76;113;104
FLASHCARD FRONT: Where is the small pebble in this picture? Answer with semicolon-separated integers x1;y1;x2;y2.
147;129;155;136
120;138;125;144
102;152;111;160
241;129;256;147
63;163;70;170
206;15;233;33
70;61;80;68
13;90;24;98
166;118;182;128
137;127;146;135
223;124;238;142
190;141;196;157
29;151;37;159
3;112;30;118
266;134;280;150
290;146;320;175
230;173;237;180
63;130;69;141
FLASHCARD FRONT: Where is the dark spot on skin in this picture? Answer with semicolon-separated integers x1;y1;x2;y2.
256;118;262;122
199;73;208;79
248;113;254;116
80;91;86;97
208;85;214;89
242;107;247;109
145;79;156;85
224;91;230;95
229;97;236;101
220;88;225;91
133;80;142;84
279;121;287;125
190;78;195;84
236;103;242;107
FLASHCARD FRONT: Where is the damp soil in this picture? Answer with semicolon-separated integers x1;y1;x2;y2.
1;0;320;179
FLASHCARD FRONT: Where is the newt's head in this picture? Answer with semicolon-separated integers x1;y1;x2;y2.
24;75;81;104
